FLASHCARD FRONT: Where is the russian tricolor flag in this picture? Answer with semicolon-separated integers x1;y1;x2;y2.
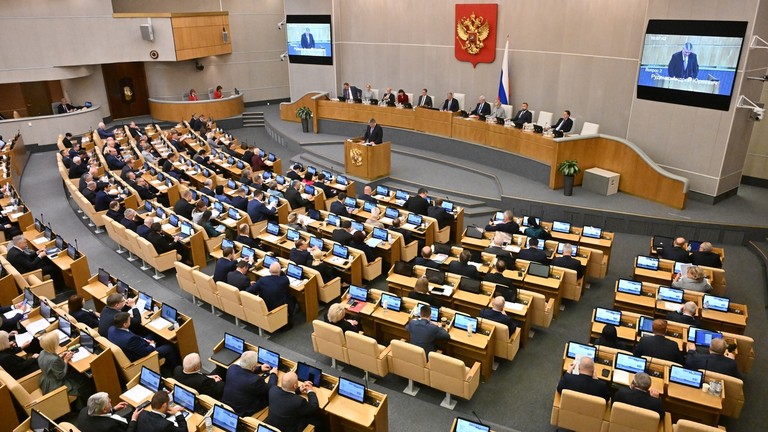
498;38;510;105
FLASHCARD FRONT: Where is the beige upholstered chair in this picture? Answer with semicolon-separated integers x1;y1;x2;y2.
558;266;584;302
96;336;161;382
427;352;481;409
519;289;554;329
174;262;201;305
550;389;609;432
536;111;553;127
673;419;723;432
0;368;71;420
240;290;288;336
702;370;744;419
485;320;521;361
387;339;429;396
192;269;223;314
350;247;382;281
581;121;600;135
310;320;348;369
583;246;607;279
607;402;668;432
304;267;341;303
1;256;55;299
400;237;419;262
216;281;247;326
136;237;176;279
122;229;143;262
345;330;390;383
434;225;451;244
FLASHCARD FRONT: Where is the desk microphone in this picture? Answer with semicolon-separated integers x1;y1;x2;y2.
472;410;485;426
74;239;79;254
40;213;45;225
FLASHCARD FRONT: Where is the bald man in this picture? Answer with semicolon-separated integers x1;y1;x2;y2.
557;356;611;401
247;262;295;321
265;372;319;432
480;296;517;333
658;236;690;263
173;353;225;399
685;338;741;379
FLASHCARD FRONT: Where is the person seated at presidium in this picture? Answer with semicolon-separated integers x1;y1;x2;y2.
362;118;383;144
396;89;409;105
57;97;80;114
341;82;361;100
470;96;491;116
362;83;374;101
213;85;223;99
188;89;199;101
511;102;532;127
441;92;460;112
492;98;506;119
416;88;433;107
379;87;395;105
550;110;573;132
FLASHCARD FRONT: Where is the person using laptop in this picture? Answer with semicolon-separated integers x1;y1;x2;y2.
404;188;429;216
612;372;663;419
173;353;225;400
7;235;66;292
666;301;700;327
390;217;415;247
332;220;354;246
480;296;517;334
330;193;352;217
448;250;480;280
407;304;449;355
672;266;712;293
408;276;440;307
214;248;238;283
227;261;256;291
484;210;519;246
77;392;141;432
146;223;181;257
136;390;187;432
552;244;585;279
658;237;691;263
222;351;277;417
247;262;295;324
265;371;320;432
414;246;440;269
518;237;550;265
108;312;179;372
326;303;361;333
557;356;610;401
690;241;722;268
285;180;313;210
632;319;684;364
247;190;277;223
358;185;378;203
685;338;741;379
427;198;453;230
484;260;517;301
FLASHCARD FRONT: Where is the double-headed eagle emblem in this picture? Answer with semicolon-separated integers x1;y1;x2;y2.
350;149;363;166
456;12;490;55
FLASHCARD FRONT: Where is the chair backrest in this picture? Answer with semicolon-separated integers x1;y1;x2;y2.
557;267;582;302
240;290;268;314
192;270;216;292
345;331;380;358
581;122;600;135
405;92;413;103
501;104;513;119
557;389;608;431
673;419;722;432
312;320;346;347
390;339;427;367
174;262;197;292
702;369;743;418
0;367;31;406
453;93;466;111
608;402;660;432
521;289;554;328
485;319;510;357
427;351;465;377
537;111;553;127
96;336;131;368
371;89;379;99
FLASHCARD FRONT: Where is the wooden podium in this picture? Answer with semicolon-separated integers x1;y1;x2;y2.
344;139;391;180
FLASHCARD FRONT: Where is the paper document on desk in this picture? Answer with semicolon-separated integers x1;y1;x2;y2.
123;385;153;404
157;186;168;192
33;237;48;245
297;214;314;224
612;370;631;385
257;268;271;277
261;234;280;243
505;302;525;312
661;301;677;311
70;347;90;363
10;212;24;219
379;217;393;225
365;238;382;248
150;180;162;186
148;317;171;330
402;223;417;230
3;309;22;319
289;278;303;287
14;332;33;348
161;223;173;231
54;329;69;343
468;261;482;269
503;245;521;254
25;318;51;335
431;254;448;264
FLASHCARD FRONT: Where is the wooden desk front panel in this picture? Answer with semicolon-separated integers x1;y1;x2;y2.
317;101;415;130
414;107;455;135
148;95;244;123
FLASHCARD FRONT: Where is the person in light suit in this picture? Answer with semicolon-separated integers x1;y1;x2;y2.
300;28;315;48
551;110;573;132
416;88;433;107
362;118;383;144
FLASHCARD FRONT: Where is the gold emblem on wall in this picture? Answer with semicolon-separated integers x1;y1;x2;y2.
456;12;490;55
350;149;363;166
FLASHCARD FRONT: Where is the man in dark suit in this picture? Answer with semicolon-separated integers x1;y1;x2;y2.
416;88;433;107
667;42;699;79
172;191;195;220
120;209;139;232
484;260;518;300
690;242;722;268
332;220;354;246
235;223;259;248
227;261;255;291
511;102;533;127
480;296;517;333
7;235;65;291
329;193;351;217
551;110;573;132
105;147;126;170
633;319;684;364
414;246;440;269
173;353;225;400
57;98;79;114
230;188;249;211
289;239;313;266
108;312;179;369
341;82;361;100
390;217;414;246
222;351;277;417
484;210;519;246
313;173;337;199
557;356;611;401
406;305;450;354
379;87;395;105
68;156;88;179
300;28;315;48
248;262;294;320
77;392;139;432
447;250;480;280
518;238;550;265
658;237;691;263
666;301;700;327
213;248;238;282
146;223;179;255
98;293;143;337
362;118;383;144
685;338;741;378
427;198;453;230
247;190;277;222
613;373;664;419
285;180;312;210
552;244;585;279
137;217;154;239
470;96;492;116
136;390;187;432
198;179;215;197
404;188;429;216
357;185;378;203
265;371;320;432
441;92;460;112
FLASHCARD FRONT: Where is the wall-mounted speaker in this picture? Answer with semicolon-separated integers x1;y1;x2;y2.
140;24;154;41
222;27;229;43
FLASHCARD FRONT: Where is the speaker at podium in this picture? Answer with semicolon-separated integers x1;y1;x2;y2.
344;138;391;181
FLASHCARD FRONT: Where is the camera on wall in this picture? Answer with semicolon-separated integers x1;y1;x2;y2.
277;20;285;30
280;52;288;62
753;107;765;121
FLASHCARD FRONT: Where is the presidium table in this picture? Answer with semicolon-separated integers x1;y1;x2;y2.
344;139;391;181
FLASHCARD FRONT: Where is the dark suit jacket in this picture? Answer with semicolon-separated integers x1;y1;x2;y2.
427;205;452;229
408;291;440;307
7;246;44;274
665;311;700;327
77;407;137;432
222;365;277;416
406;318;449;354
147;231;176;254
633;335;684;364
552;255;585;279
471;102;491;116
173;365;225;399
199;187;215;197
214;258;238;283
484;220;520;235
236;235;259;248
668;51;699;79
359;193;378;204
329;200;350;217
416;95;433;107
557;373;611;401
108;327;154;362
285;187;310;210
441;98;459;112
379;92;395;105
57;103;77;114
105;154;126;170
231;196;249;211
98;306;141;337
136;410;186;432
363;124;383;144
552;117;573;132
685;351;741;379
691;251;722;268
484;272;517;297
404;195;429;216
512;109;533;125
613;387;664;419
332;229;353;246
518;247;550;265
447;261;480;280
0;348;40;379
248;275;290;311
173;200;195;220
68;162;88;179
227;270;253;291
350;239;375;262
391;226;413;245
71;308;100;329
137;225;151;238
266;386;320;432
121;217;138;232
414;256;440;269
658;246;690;263
94;190;113;212
290;248;312;266
480;308;517;333
247;199;276;222
300;33;315;48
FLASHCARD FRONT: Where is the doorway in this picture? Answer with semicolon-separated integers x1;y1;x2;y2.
101;62;150;119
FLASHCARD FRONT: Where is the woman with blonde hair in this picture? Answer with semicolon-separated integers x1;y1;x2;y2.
365;207;384;228
672;265;712;293
38;331;94;406
326;303;361;332
0;330;39;378
408;276;439;306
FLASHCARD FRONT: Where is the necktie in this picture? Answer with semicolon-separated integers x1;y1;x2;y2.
683;56;688;72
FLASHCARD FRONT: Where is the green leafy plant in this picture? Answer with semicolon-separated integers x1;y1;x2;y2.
296;106;313;120
557;160;580;176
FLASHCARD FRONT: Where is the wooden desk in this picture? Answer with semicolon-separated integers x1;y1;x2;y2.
522;269;563;318
344;140;391;181
413;107;456;136
664;381;724;426
148;94;244;123
325;387;388;432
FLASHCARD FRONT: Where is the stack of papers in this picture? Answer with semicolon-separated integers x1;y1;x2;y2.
25;319;51;335
3;309;22;319
33;237;48;245
14;332;33;348
123;385;153;404
148;317;172;330
365;238;382;248
504;302;525;312
71;347;91;362
261;234;280;243
431;254;448;264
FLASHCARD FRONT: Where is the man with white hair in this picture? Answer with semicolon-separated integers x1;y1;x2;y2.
470;95;491;116
7;235;65;291
173;353;225;399
222;351;277;417
77;391;141;431
97;121;115;139
552;243;585;279
666;301;700;326
613;372;663;418
68;155;88;179
121;208;138;232
247;261;294;321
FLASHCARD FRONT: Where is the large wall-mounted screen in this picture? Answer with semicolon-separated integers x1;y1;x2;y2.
287;15;333;65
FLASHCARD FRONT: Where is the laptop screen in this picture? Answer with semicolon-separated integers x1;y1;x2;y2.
155;207;165;219
527;262;550;278
257;347;280;370
349;285;368;302
116;279;129;295
240;246;255;260
304;185;315;195
286;229;300;241
327;213;340;227
350;221;364;232
98;268;111;285
688;240;702;252
276;175;285;185
395;190;409;201
453;313;478;332
687;327;722;347
344;197;357;208
582;226;602;239
223;333;244;354
652;235;674;249
552;221;571;233
363;201;376;212
140;366;161;391
441;201;454;211
266;222;280;236
338;377;365;403
55;235;65;250
703;294;730;312
211;405;239;432
425;268;445;285
173;384;196;412
521;216;540;227
669;365;703;389
332;244;349;259
372;227;388;241
161;304;177;323
594;307;621;326
228;207;240;220
493;211;505;222
263;254;279;268
296;362;322;387
180;221;194;237
566;341;596;359
309;236;324;250
617;279;642;295
169;214;179;228
407;213;422;226
454;417;491;432
385;207;399;219
138;292;153;311
638;316;654;333
287;263;303;280
380;293;401;311
58;316;72;337
636;255;659;271
307;209;320;221
40;301;52;320
375;185;389;196
44;226;53;240
307;166;317;175
67;244;77;260
615;352;647;374
657;286;684;303
144;201;153;212
79;330;95;353
556;242;578;256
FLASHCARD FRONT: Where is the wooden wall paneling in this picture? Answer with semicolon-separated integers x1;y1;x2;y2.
171;14;232;61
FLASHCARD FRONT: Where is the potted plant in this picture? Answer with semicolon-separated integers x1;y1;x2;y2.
557;159;580;196
296;106;313;133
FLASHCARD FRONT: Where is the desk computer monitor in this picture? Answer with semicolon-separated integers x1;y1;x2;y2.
44;226;53;240
521;216;540;227
139;366;162;392
98;268;111;285
211;333;245;366
307;209;320;221
556;242;578;256
615;352;647;374
372;227;388;241
453;313;478;332
34;218;42;232
454;417;491;432
179;221;194;238
30;409;55;432
375;185;389;197
307;166;317;175
332;244;349;259
582;226;602;239
286;228;300;242
23;287;38;308
688;240;703;253
116;279;129;295
395;190;409;201
348;285;368;302
687;327;722;347
638;316;654;335
169;214;179;228
326;213;340;227
669;365;704;389
296;362;322;387
222;238;234;250
652;235;674;250
67;243;78;260
287;263;303;280
257;347;280;370
211;405;239;432
228;207;240;220
594;307;622;326
380;293;401;312
338;377;366;403
276;175;286;185
344;196;357;208
303;184;315;196
493;211;505;222
240;246;255;261
173;383;197;413
441;200;455;212
363;201;376;212
617;279;642;296
552;220;571;233
425;268;446;285
566;341;596;360
40;301;52;320
79;329;95;353
702;294;730;312
137;292;153;311
161;304;178;324
527;262;550;278
657;286;684;303
268;196;279;207
58;316;72;338
636;255;659;271
155;207;165;219
406;213;423;227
